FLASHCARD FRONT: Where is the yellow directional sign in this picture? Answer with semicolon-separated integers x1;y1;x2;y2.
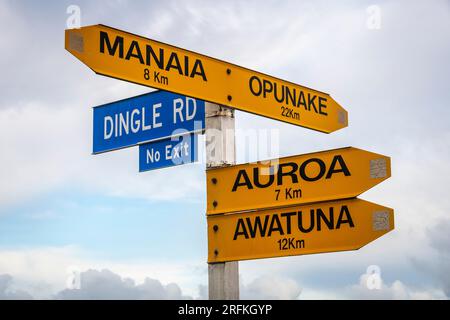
207;147;391;215
65;25;348;133
208;198;394;263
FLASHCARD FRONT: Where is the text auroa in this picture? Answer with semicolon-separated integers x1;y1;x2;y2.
232;155;351;191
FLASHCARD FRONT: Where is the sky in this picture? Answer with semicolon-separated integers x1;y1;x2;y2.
0;0;449;299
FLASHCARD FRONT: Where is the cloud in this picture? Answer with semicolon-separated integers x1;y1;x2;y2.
0;274;33;300
0;244;200;299
0;101;205;207
0;267;302;300
428;218;450;256
55;269;192;300
0;244;448;300
416;218;450;297
342;272;447;300
241;275;301;300
0;268;194;300
0;246;206;299
196;274;302;300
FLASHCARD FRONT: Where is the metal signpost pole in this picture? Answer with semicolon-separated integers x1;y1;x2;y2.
205;102;239;300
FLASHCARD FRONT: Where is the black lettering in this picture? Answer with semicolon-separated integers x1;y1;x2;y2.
125;40;144;63
286;87;296;107
274;83;285;103
316;207;334;231
154;71;160;82
319;96;328;115
232;170;253;192
247;216;269;238
336;205;354;229
307;94;318;113
281;212;296;234
277;162;299;185
100;31;124;58
268;214;284;236
297;91;307;109
145;45;164;69
184;56;189;76
326;155;351;179
249;76;262;96
299;158;326;182
233;219;249;240
263;80;273;98
288;237;294;248
285;188;292;199
297;210;315;233
253;167;274;188
191;59;207;81
166;53;183;75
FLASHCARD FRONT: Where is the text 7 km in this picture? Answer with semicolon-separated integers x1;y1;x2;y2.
275;187;302;201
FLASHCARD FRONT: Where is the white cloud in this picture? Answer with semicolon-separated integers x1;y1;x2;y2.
0;246;301;300
0;103;86;206
0;1;26;62
0;245;448;300
0;246;205;299
241;275;301;300
342;272;447;300
55;269;192;300
297;270;447;300
0;274;33;300
415;218;450;297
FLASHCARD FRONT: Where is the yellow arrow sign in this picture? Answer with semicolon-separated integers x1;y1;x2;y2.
65;25;348;133
208;198;394;263
207;147;391;215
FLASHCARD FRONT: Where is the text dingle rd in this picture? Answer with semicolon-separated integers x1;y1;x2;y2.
93;91;205;154
102;97;198;140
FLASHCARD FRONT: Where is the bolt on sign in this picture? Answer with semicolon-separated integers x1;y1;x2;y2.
206;147;391;215
65;25;348;133
207;198;394;263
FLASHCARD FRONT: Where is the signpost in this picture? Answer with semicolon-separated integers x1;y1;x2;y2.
93;90;205;154
66;25;348;133
206;103;239;300
206;147;391;215
65;24;393;301
208;198;394;263
139;134;198;172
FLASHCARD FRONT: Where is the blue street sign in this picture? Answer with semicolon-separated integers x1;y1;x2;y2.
93;91;205;154
139;134;198;172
